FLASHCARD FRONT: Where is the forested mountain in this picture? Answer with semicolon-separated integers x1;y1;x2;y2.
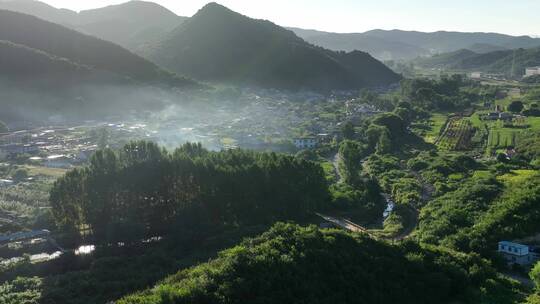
291;28;540;61
0;9;196;86
0;0;187;53
416;47;540;77
148;3;400;91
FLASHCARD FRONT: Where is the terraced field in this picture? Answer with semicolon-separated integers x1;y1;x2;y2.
436;117;475;151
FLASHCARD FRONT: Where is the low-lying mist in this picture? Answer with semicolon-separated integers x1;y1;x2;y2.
0;80;296;151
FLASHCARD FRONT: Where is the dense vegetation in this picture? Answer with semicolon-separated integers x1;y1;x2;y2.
149;3;400;91
50;142;329;244
119;223;521;304
400;75;489;110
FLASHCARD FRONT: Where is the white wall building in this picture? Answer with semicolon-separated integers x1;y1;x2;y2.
498;241;533;265
525;67;540;77
45;155;72;169
470;72;483;79
293;138;318;149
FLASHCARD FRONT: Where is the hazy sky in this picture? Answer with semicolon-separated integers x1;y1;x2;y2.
40;0;540;36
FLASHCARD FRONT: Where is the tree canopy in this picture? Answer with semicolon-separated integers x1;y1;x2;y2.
50;141;330;244
118;223;521;304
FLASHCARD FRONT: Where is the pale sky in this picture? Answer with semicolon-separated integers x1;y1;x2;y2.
39;0;540;37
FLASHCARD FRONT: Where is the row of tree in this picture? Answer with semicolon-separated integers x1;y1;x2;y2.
50;141;330;244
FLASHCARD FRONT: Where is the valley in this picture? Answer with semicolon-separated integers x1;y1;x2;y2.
0;1;539;304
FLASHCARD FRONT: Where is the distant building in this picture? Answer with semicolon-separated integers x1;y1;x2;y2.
45;155;72;169
485;112;500;120
525;67;540;77
0;179;14;188
471;72;483;79
499;112;513;121
293;137;318;149
505;148;517;159
498;241;534;265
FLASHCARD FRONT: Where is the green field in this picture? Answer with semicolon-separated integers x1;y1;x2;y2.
24;165;68;178
424;113;448;143
486;117;540;150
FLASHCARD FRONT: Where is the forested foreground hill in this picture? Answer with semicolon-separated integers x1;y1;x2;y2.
148;3;400;91
0;9;197;87
119;223;521;304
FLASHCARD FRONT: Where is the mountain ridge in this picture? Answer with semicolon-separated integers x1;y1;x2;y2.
0;0;187;52
0;9;197;87
290;28;540;61
415;46;540;77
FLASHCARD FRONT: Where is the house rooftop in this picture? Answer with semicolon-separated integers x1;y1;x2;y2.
499;241;528;250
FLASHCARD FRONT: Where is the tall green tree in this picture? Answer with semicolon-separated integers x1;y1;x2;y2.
341;121;356;140
531;262;540;290
508;100;524;113
338;140;366;185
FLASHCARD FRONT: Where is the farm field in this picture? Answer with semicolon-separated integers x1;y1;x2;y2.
486;117;540;151
435;117;474;151
423;113;447;143
23;165;68;179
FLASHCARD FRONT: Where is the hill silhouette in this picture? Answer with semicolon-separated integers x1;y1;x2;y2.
148;3;400;91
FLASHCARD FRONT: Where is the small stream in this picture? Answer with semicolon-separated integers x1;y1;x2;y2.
382;194;395;219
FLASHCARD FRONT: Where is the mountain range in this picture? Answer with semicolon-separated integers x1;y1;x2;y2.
290;28;540;61
0;0;400;91
415;47;540;77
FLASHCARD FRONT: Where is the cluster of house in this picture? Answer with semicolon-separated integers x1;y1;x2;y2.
0;127;98;169
293;132;338;150
498;241;539;266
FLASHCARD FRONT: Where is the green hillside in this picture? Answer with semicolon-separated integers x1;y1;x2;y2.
149;3;400;91
119;223;520;304
0;9;197;87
